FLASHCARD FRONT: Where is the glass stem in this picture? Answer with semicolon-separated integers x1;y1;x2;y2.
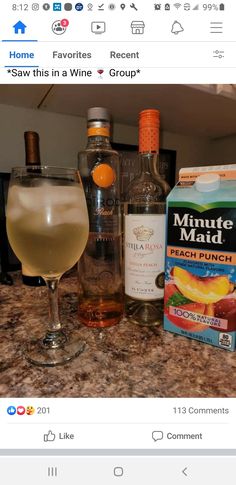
43;277;67;349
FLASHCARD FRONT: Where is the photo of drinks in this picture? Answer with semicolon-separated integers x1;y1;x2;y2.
1;83;236;398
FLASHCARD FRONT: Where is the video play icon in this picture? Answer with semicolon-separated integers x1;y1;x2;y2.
91;21;106;34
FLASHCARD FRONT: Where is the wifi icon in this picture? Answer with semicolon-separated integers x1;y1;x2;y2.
174;3;181;8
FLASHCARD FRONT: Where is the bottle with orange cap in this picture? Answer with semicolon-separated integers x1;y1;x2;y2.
77;107;123;327
124;109;170;326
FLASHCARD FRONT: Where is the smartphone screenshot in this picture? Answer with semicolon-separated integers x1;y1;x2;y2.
0;1;236;484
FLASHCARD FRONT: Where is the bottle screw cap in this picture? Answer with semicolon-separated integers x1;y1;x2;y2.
87;107;110;122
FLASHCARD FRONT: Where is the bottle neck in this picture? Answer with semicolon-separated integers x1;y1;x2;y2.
87;135;111;149
139;151;160;177
138;120;160;176
86;121;111;149
24;132;40;165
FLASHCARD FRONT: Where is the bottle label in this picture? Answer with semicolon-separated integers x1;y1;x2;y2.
78;232;122;296
86;193;120;233
87;127;109;137
125;214;165;300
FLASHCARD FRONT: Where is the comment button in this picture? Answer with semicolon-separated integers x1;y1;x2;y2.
152;431;164;441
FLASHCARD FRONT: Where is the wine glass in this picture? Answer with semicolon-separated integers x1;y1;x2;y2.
6;166;89;366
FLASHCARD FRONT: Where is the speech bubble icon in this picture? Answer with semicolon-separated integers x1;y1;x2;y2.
152;431;163;441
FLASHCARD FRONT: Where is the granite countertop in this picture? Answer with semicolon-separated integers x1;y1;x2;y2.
0;271;236;398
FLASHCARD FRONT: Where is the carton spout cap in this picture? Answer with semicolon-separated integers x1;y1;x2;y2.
195;173;220;192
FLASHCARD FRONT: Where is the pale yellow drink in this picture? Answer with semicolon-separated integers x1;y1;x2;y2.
7;184;89;278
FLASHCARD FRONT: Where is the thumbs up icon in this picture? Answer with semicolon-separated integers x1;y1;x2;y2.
44;430;56;442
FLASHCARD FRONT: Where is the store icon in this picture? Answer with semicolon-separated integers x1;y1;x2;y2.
131;20;145;34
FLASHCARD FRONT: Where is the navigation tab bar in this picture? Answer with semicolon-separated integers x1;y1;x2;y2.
0;41;235;83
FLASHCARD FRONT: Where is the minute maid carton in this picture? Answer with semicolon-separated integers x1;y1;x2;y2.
164;164;236;351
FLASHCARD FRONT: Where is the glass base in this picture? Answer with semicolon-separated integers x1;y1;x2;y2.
24;336;86;367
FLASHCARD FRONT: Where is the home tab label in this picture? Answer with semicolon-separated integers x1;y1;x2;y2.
9;51;35;59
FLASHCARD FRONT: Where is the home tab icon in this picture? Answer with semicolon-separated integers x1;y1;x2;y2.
13;21;27;34
131;20;145;34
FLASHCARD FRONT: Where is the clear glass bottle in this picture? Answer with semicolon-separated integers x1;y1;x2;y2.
77;107;123;327
124;109;170;326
